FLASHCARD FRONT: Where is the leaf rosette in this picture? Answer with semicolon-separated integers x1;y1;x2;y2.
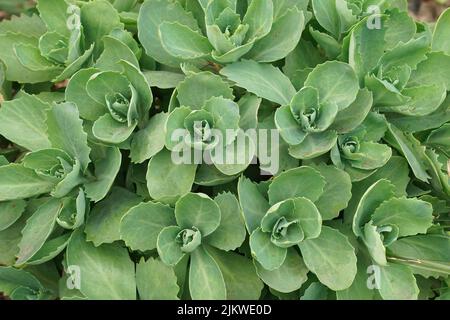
239;165;357;292
71;61;153;144
164;71;255;176
275;61;360;159
352;179;435;266
331;113;392;181
138;0;307;66
119;192;261;299
0;0;138;83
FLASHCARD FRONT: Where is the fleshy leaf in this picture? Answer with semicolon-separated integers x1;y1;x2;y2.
250;228;287;271
121;201;175;251
254;248;308;293
299;226;357;291
189;245;227;300
205;193;246;251
304;61;359;110
136;257;179;300
147;149;197;204
66;229;136;300
268;166;326;205
175;193;221;237
220;60;296;105
16;198;63;265
372;198;433;237
0;93;52;151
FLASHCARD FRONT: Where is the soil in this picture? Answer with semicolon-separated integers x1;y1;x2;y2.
410;0;450;22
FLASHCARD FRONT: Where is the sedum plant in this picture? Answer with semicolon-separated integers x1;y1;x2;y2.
138;0;309;66
0;0;449;301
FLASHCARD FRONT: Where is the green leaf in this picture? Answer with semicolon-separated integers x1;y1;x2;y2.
37;0;69;35
203;96;240;137
136;257;179;300
242;0;273;40
65;68;106;121
330;89;373;134
16;198;63;265
0;33;60;83
207;246;263;300
95;36;140;71
250;228;287;271
363;221;387;266
268;166;326;205
211;130;256;176
143;71;186;89
352;179;396;237
246;8;304;62
313;164;352;220
379;36;429;72
311;0;356;38
290;197;322;240
372;198;433;237
85;187;142;246
255;247;308;293
344;156;410;224
336;260;376;300
0;200;26;231
274;105;306;146
157;226;185;266
300;282;330;300
288;130;338;160
432;8;450;55
388;234;450;262
177;72;234;110
0;93;51;151
378;263;419;300
131;112;169;163
138;0;201;66
238;93;261;130
0;205;33;266
409;52;450;91
0;164;56;202
146;149;197;204
304;61;359;110
220;60;296;105
427;123;450;155
384;8;416;49
46;102;91;172
195;164;238;187
118;60;153;124
238;176;270;234
175;193;221;237
160;22;212;60
348;16;386;81
27;233;71;265
299;226;357;291
80;0;123;57
0;266;43;297
381;84;447;117
189;245;226;300
14;43;63;73
66;229;136;300
0;14;46;38
92;114;137;144
205;193;246;251
385;123;431;183
85;146;122;203
120;201;175;251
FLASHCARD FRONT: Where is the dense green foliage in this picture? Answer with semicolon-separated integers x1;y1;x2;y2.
0;0;449;300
